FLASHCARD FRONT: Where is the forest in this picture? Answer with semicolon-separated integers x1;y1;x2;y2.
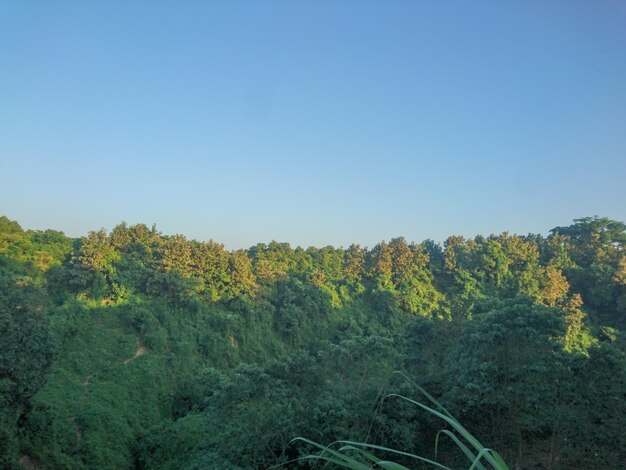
0;215;624;469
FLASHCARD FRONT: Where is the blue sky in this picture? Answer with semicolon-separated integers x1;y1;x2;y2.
1;1;625;248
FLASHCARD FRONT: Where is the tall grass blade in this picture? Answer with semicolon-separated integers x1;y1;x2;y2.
284;378;509;470
435;429;486;470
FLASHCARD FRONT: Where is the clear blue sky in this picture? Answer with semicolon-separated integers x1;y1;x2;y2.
1;1;625;248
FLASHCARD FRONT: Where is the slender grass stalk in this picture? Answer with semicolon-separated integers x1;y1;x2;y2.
274;372;509;469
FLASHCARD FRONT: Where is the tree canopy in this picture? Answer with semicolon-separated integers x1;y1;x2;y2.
0;215;624;469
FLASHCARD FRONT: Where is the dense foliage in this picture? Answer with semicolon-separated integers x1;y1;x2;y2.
0;215;624;469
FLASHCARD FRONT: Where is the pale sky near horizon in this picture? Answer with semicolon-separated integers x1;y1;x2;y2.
1;1;625;249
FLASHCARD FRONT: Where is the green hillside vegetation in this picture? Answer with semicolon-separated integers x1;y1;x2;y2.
1;215;625;469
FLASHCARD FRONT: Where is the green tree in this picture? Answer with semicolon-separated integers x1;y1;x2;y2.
444;297;568;468
0;264;55;467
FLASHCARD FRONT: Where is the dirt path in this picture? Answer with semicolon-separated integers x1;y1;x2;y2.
81;335;146;391
72;417;82;445
123;336;146;364
19;455;38;470
73;335;147;451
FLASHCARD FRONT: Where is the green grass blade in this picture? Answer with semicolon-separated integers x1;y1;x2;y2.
337;445;381;464
390;371;455;419
288;437;371;469
381;394;503;469
376;461;412;470
468;448;503;470
435;429;486;470
336;440;453;470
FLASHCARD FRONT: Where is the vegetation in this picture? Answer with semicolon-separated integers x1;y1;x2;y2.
0;215;625;469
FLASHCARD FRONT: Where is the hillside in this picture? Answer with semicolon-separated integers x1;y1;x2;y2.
1;215;625;469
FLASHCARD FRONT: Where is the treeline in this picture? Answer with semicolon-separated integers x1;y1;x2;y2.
0;215;624;469
40;216;626;317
